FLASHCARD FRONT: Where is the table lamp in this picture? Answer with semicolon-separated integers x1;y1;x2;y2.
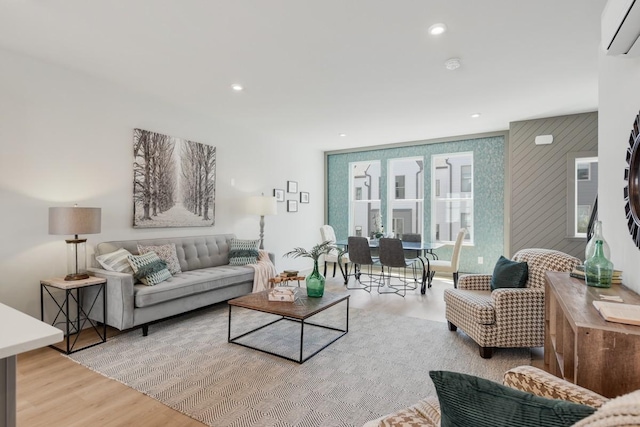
49;206;102;281
247;195;277;249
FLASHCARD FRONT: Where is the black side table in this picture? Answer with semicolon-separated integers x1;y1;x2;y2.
40;276;107;354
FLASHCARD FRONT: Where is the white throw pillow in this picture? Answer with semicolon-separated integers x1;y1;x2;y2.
95;248;134;274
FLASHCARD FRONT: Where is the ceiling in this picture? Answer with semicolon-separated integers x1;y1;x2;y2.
0;1;608;150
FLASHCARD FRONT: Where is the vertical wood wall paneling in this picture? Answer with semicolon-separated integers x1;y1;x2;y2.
509;112;598;259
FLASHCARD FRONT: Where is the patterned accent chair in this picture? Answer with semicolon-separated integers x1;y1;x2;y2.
444;248;581;358
363;365;618;427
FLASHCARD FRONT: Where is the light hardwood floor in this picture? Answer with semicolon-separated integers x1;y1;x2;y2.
15;273;507;426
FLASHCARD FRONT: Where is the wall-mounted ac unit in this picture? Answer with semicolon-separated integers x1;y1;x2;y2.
602;0;640;56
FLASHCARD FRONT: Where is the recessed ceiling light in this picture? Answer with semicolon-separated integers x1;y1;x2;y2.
471;113;481;118
444;58;461;70
428;23;447;35
231;84;243;91
339;133;347;137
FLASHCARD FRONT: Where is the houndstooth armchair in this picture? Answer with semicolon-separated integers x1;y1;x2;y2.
363;366;615;427
444;248;581;358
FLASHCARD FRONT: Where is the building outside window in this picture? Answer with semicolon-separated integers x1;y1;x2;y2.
349;161;381;238
432;152;473;244
388;157;423;238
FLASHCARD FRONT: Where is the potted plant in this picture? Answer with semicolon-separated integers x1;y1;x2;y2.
284;240;340;297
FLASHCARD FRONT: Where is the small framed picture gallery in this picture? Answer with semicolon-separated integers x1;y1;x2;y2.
300;192;309;203
273;188;285;202
287;200;298;212
287;180;298;193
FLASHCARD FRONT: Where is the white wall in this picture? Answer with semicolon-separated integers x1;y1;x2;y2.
0;48;325;317
598;49;640;293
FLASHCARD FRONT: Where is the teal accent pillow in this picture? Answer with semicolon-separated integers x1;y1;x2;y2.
127;252;172;286
491;255;528;290
228;239;260;265
429;371;595;427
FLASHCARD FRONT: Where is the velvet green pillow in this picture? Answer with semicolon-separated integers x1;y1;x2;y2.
491;255;529;290
430;371;595;427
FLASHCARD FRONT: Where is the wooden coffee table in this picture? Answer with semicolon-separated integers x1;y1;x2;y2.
227;290;349;363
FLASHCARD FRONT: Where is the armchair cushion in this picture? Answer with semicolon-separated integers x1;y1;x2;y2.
444;290;495;325
503;366;608;408
491;255;529;290
430;370;596;427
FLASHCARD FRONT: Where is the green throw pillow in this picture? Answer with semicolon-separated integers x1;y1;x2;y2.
429;371;595;427
491;255;528;290
127;252;172;286
228;239;259;265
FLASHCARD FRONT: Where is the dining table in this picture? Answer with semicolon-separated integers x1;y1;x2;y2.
334;238;443;294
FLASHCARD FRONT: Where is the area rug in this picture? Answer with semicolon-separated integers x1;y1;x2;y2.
68;302;530;427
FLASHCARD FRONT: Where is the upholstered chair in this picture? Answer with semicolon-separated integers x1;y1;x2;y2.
363;365;614;427
444;248;581;358
428;228;465;288
319;225;349;277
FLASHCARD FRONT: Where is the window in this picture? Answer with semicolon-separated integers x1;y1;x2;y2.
349;161;381;238
432;152;473;244
355;187;362;200
567;153;598;237
461;165;472;192
388;157;424;237
395;176;405;199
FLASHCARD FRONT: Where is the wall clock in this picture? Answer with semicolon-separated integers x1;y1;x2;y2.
624;110;640;248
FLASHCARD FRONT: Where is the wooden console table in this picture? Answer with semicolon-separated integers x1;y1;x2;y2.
545;272;640;398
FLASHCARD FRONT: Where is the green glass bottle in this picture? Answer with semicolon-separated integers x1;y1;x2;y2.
306;260;325;297
584;240;613;288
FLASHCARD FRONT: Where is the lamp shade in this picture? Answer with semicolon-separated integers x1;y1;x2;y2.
247;196;277;216
49;207;102;235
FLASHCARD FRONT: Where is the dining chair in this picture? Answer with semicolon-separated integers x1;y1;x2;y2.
347;236;379;291
401;233;422;259
428;228;466;288
378;238;419;297
319;225;349;277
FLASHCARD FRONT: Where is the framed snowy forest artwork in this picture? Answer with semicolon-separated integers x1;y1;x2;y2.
133;128;216;228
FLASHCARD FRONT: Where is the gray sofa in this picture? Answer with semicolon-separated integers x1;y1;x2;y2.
85;234;273;335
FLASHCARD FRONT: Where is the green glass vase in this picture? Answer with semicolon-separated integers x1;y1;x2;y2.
306;260;325;297
584;240;613;288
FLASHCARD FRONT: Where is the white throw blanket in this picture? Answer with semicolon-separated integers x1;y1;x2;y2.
249;250;277;292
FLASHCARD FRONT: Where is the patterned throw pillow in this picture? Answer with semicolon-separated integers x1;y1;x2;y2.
137;243;182;275
95;248;134;274
228;239;260;266
127;252;172;286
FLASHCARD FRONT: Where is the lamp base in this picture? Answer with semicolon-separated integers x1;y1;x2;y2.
64;272;90;281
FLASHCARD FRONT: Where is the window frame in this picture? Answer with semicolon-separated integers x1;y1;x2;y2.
567;152;598;238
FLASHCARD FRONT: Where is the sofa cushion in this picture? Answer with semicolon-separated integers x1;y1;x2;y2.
138;243;182;275
95;248;134;274
430;370;595;427
228;238;259;265
134;265;254;307
128;252;172;286
491;255;528;290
